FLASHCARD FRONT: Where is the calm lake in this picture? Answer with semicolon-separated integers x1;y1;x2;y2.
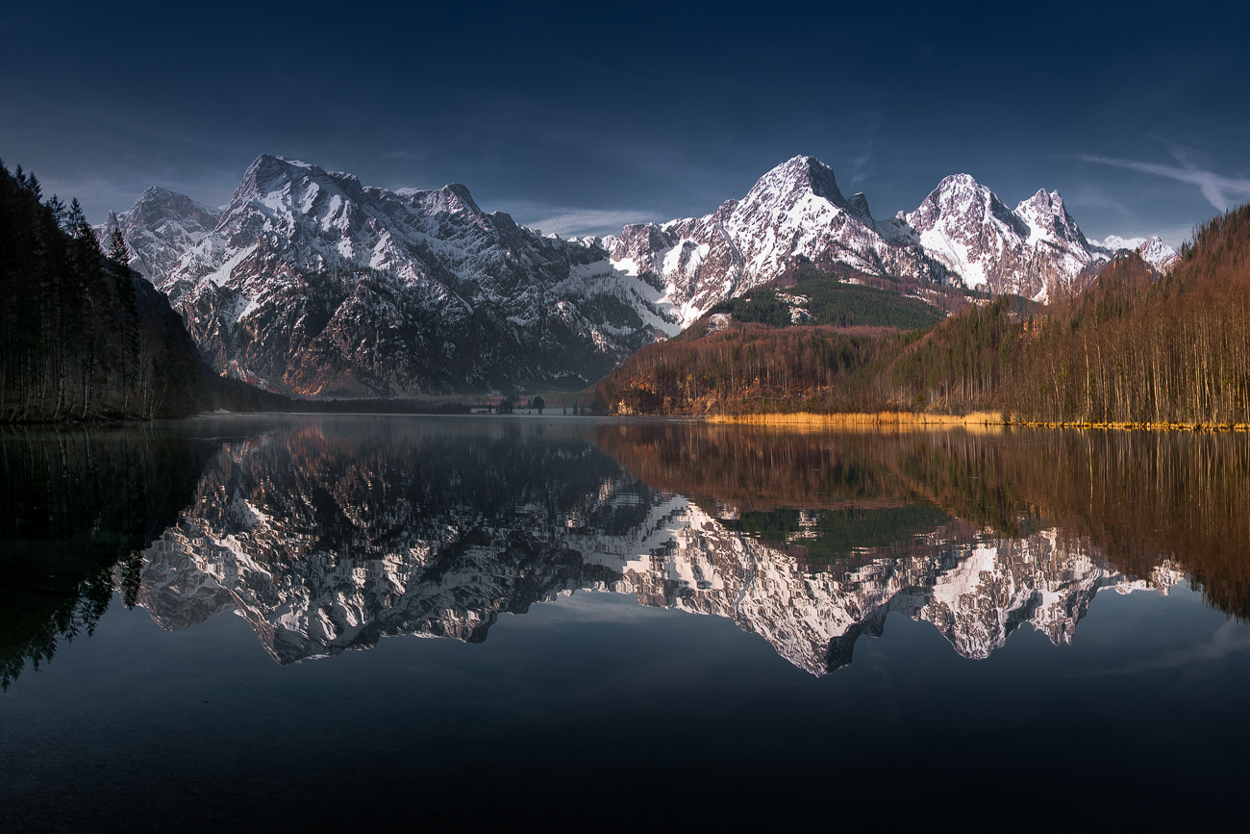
2;415;1248;830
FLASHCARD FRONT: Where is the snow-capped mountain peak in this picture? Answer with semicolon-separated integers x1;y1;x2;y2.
151;153;680;396
906;174;1100;299
1135;235;1180;272
1013;187;1087;248
605;155;950;324
414;182;485;219
96;186;222;281
744;155;847;208
912;173;1029;237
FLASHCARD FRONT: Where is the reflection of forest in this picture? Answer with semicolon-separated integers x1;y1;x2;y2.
601;423;1250;619
132;421;1221;673
3;418;1247;687
0;425;219;688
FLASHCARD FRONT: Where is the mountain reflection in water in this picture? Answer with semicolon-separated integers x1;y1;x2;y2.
6;416;1246;687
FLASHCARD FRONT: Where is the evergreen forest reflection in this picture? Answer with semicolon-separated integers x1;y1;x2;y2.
3;416;1248;688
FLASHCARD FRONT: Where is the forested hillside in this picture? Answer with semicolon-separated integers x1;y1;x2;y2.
596;325;914;414
0;162;316;422
596;203;1250;425
896;205;1250;424
999;208;1250;424
708;266;947;331
0;162;202;421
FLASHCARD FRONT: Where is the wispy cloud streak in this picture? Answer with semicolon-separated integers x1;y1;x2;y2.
849;112;880;187
518;207;657;237
1088;618;1250;678
502;203;660;236
1076;153;1250;211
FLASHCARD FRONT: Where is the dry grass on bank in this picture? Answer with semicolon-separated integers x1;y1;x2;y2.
705;411;1005;432
703;411;1250;433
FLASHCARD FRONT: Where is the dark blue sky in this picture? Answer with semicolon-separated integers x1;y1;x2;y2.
3;1;1247;245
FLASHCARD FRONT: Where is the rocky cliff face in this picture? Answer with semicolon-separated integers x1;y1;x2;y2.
97;186;222;282
605;156;952;325
907;175;1104;301
148;155;680;395
135;422;1178;674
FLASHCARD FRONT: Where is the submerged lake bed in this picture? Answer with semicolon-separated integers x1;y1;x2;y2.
2;416;1248;830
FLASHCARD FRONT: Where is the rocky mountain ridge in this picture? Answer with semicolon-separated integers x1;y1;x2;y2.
97;187;222;283
107;154;1177;395
908;174;1096;301
612;158;1179;312
133;155;681;396
604;156;952;323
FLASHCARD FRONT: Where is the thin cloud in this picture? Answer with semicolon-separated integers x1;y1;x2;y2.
849;112;881;187
850;139;874;187
516;207;658;237
1088;617;1250;677
1075;153;1250;211
1066;183;1134;217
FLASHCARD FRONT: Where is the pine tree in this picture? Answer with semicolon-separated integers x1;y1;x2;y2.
108;228;129;266
46;195;66;229
67;198;92;241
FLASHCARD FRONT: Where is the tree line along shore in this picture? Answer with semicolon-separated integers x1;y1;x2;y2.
595;203;1250;429
6;156;1250;428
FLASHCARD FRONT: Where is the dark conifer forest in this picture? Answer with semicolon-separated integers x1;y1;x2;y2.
0;162;347;421
0;161;203;421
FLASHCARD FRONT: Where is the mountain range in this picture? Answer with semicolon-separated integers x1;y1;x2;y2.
101;154;1178;396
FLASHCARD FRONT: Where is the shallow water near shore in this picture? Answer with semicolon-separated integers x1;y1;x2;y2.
2;415;1248;830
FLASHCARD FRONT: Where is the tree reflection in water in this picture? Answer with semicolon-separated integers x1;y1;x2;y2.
3;417;1248;686
0;424;218;688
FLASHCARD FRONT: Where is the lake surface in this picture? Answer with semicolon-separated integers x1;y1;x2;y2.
2;416;1249;830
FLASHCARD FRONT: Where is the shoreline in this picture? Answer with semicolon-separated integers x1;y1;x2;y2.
702;412;1250;432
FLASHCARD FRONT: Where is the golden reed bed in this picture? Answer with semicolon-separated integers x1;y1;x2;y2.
705;411;1003;432
703;412;1250;432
